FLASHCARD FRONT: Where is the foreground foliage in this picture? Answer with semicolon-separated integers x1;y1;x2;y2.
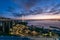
9;24;59;37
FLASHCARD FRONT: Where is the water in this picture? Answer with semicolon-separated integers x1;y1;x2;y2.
0;36;31;40
27;21;60;28
0;36;60;40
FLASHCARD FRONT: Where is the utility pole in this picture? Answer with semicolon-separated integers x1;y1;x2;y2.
21;14;25;22
3;22;5;33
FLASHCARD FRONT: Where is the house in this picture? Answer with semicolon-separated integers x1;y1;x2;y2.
0;17;13;34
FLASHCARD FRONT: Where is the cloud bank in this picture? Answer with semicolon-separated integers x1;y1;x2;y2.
0;0;60;18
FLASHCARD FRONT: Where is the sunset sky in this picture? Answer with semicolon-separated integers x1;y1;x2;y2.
0;0;60;19
17;14;60;20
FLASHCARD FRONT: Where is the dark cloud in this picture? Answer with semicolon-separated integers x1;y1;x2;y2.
30;8;43;15
13;0;41;9
49;4;60;12
12;13;23;17
13;7;43;17
6;0;60;17
52;10;60;15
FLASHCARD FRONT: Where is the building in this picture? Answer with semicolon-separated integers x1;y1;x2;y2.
0;17;13;34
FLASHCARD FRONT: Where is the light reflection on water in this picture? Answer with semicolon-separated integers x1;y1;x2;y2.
27;21;60;28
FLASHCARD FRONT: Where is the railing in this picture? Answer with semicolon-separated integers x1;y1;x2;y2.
28;37;60;40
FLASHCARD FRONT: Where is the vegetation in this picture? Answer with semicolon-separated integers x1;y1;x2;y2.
9;23;60;37
9;24;39;37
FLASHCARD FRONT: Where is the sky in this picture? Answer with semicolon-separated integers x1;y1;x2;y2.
0;0;60;19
